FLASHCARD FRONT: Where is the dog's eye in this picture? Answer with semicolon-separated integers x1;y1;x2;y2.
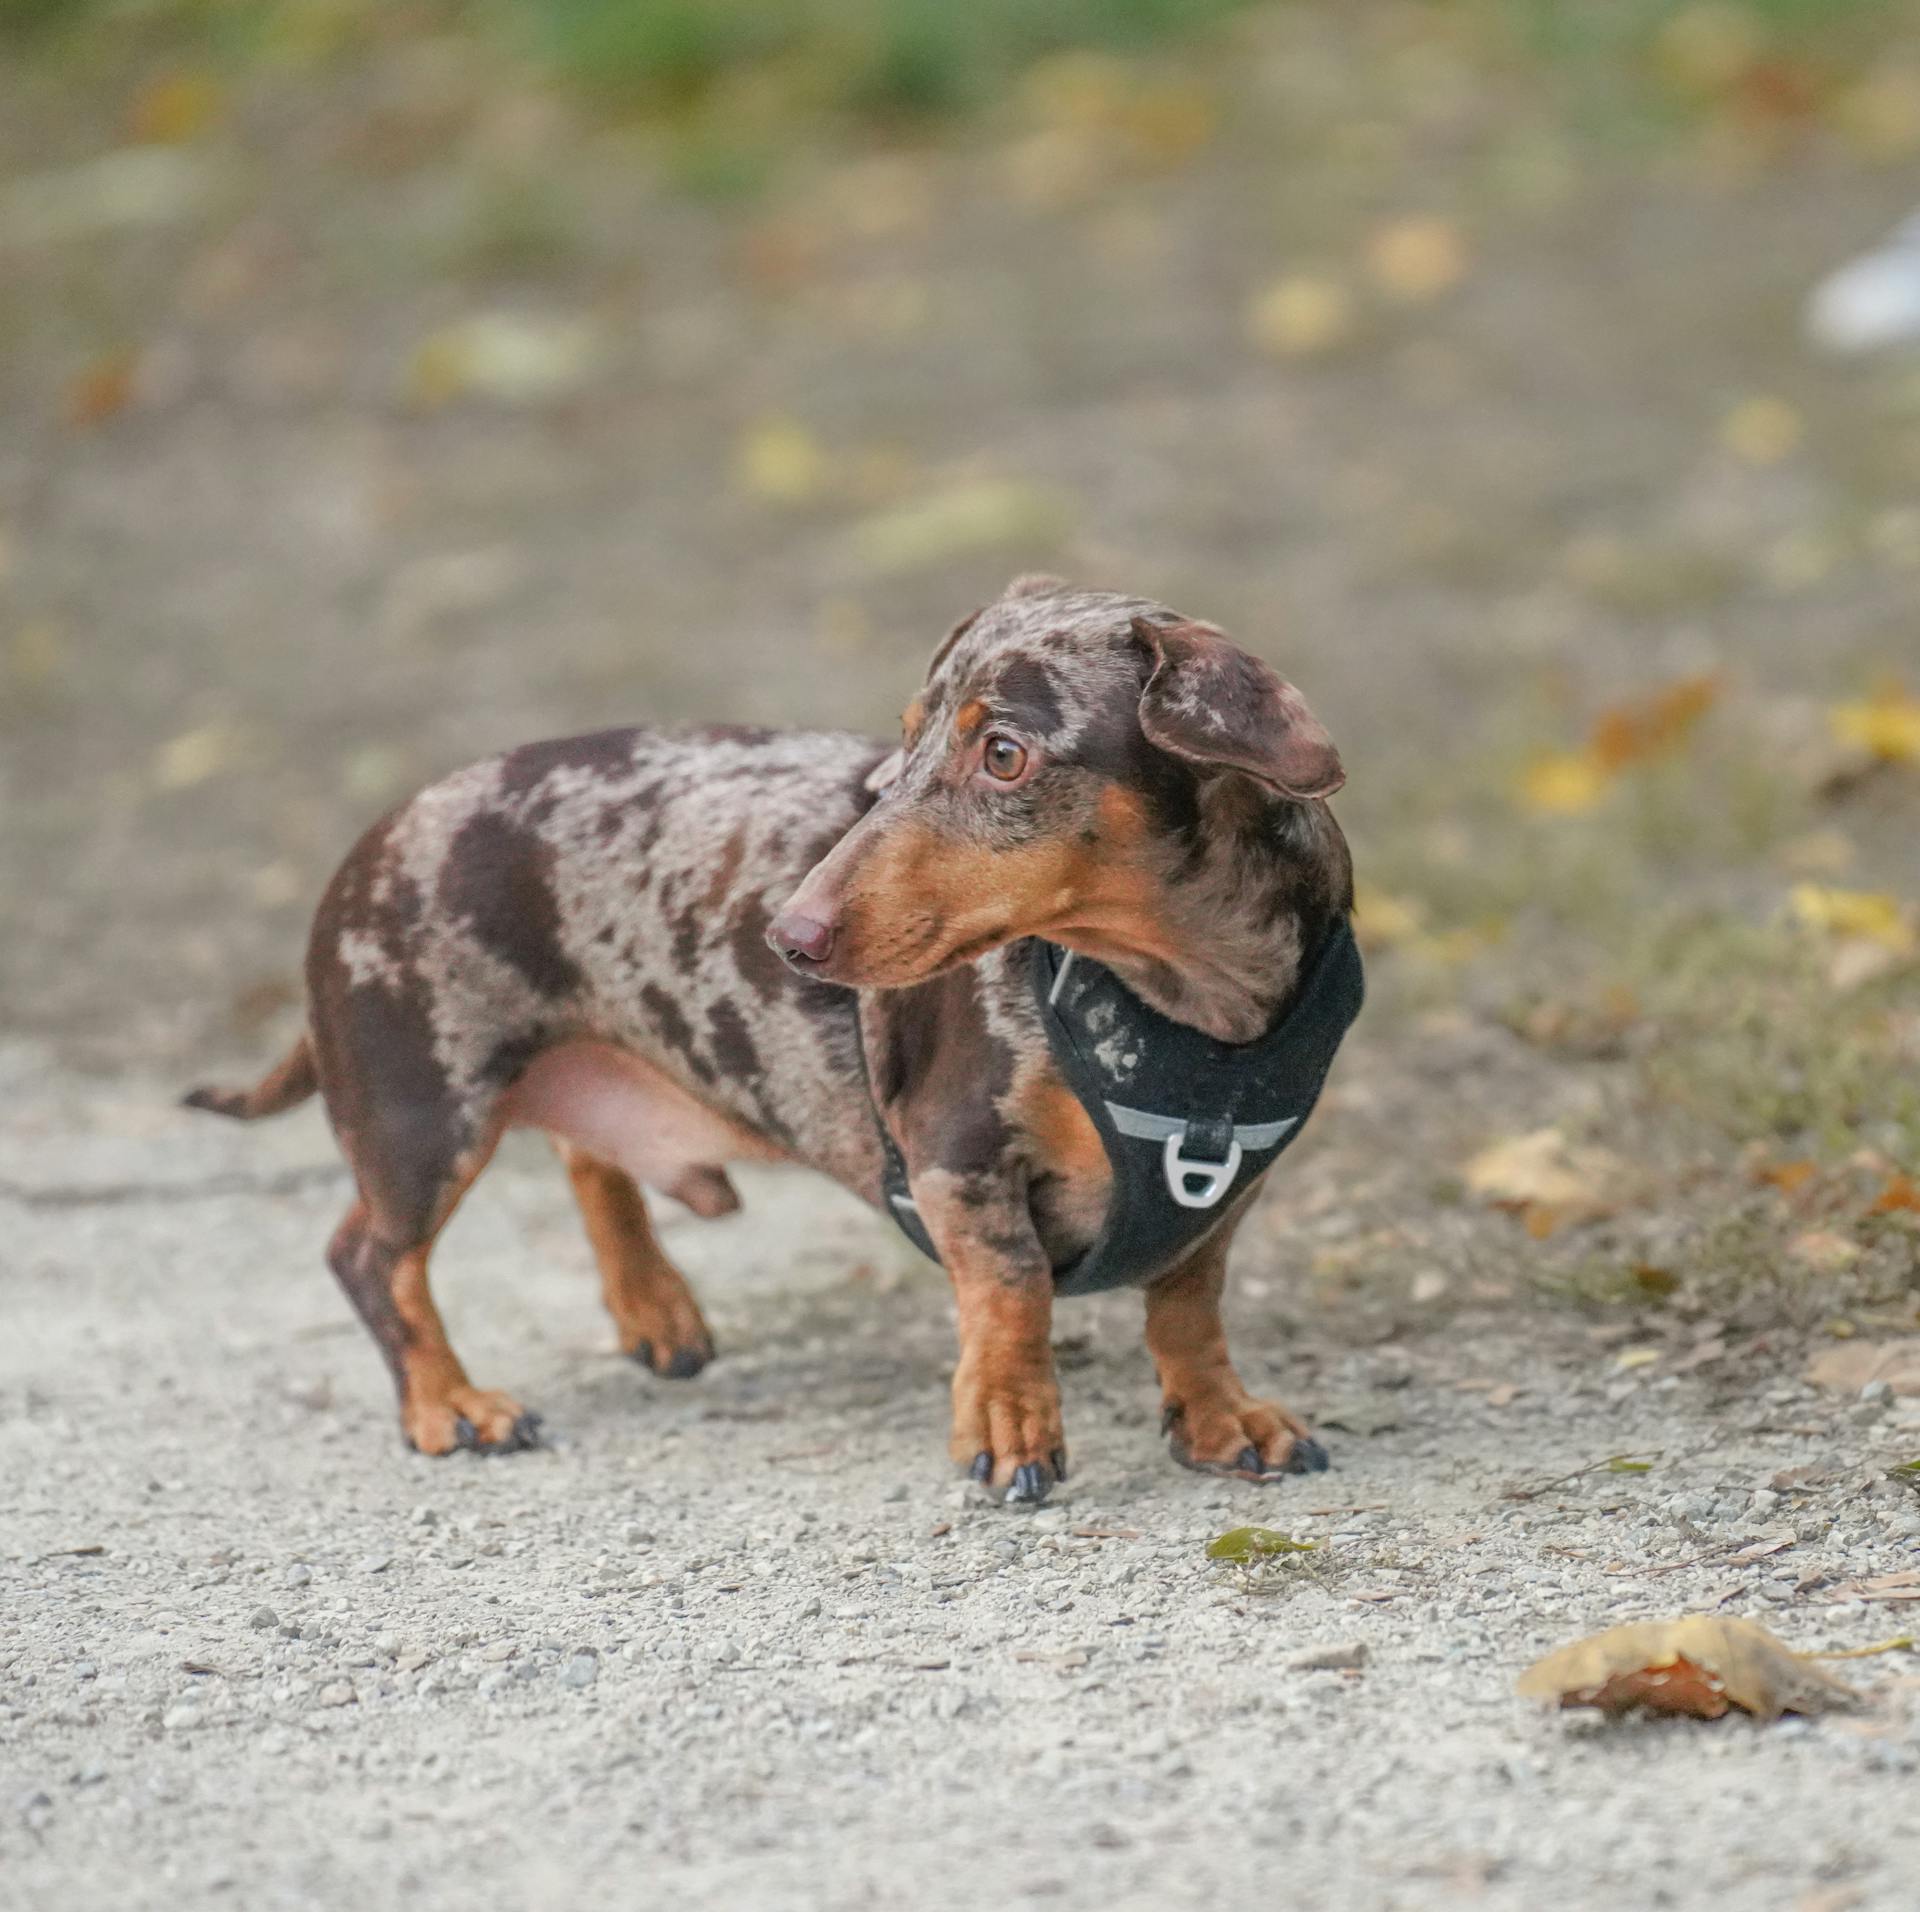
982;735;1029;783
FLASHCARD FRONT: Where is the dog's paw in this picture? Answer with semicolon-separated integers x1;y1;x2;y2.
951;1367;1067;1506
1162;1393;1327;1481
627;1335;714;1380
965;1446;1070;1507
403;1386;544;1457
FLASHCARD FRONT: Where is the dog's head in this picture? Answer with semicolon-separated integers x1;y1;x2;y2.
768;577;1345;989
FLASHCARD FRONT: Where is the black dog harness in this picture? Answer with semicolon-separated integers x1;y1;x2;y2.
873;920;1363;1296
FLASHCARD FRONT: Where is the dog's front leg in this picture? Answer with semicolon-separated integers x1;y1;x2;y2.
915;1169;1065;1506
1146;1223;1328;1481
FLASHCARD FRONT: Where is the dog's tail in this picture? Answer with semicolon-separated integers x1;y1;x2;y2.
182;1031;318;1121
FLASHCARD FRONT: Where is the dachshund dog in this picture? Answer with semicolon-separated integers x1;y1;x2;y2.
188;577;1354;1504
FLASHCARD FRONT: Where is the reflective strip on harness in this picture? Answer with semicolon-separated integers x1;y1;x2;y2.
1104;1103;1299;1209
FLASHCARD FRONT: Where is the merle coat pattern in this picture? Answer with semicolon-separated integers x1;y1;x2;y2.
188;578;1353;1504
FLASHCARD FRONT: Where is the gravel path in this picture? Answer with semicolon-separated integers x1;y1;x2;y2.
6;1048;1920;1912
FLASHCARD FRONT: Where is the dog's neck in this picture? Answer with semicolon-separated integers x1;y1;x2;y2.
1063;780;1350;1044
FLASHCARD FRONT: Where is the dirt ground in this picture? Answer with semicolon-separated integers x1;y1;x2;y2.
4;7;1920;1909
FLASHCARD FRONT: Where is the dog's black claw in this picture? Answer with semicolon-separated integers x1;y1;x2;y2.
508;1411;544;1450
1050;1447;1069;1482
661;1347;707;1380
1005;1462;1054;1505
453;1416;478;1450
1286;1436;1331;1474
1234;1444;1264;1476
969;1451;993;1483
629;1340;655;1370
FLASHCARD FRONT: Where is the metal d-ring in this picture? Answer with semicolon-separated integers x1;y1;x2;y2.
1162;1130;1243;1209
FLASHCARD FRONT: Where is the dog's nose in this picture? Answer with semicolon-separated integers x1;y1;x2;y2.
768;909;835;969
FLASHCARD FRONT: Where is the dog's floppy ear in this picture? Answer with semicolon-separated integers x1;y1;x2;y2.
1133;616;1344;800
864;748;905;794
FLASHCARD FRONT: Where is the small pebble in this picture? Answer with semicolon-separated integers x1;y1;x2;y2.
561;1652;599;1689
247;1607;279;1631
314;1682;355;1708
284;1565;312;1590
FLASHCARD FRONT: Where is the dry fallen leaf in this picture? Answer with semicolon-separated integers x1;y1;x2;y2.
65;352;138;429
1829;679;1920;766
1790;885;1917;952
1516;675;1717;815
1464;1126;1628;1235
1245;274;1356;358
1790;1230;1862;1273
736;417;829;506
841;479;1074;579
1350;881;1424;951
1720;395;1804;465
128;70;224;145
1517;1616;1855;1721
1517;750;1610;815
1806;1339;1920;1397
1870;1173;1920;1217
1588;674;1719;772
405;312;602;409
1366;216;1469;303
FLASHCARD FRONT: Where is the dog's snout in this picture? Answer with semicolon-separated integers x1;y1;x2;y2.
768;909;835;970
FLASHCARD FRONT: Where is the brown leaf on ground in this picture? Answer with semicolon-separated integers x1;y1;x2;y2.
65;353;137;429
1464;1127;1629;1235
1806;1340;1920;1397
1517;1617;1855;1721
1869;1173;1920;1217
1588;674;1720;772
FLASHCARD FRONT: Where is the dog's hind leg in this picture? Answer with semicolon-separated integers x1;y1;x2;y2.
308;940;540;1453
560;1144;716;1379
324;1157;541;1456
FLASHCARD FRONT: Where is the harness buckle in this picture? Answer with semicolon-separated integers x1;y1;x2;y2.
1162;1129;1243;1209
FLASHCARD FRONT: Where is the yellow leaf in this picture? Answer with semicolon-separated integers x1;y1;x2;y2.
737;417;829;506
154;720;248;791
1614;1347;1662;1371
1350;882;1425;951
1832;66;1920;165
1366;216;1468;303
1020;51;1133;131
1790;885;1916;950
128;70;224;145
1829;681;1920;764
1518;1616;1855;1721
1118;83;1218;164
841;480;1075;579
1721;395;1803;465
1517;749;1610;815
1246;275;1356;359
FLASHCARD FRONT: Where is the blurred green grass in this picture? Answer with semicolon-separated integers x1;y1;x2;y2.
5;0;1910;126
